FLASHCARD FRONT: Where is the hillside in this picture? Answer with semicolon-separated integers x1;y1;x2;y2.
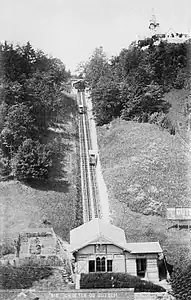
83;43;188;127
0;93;81;246
165;88;190;142
97;117;191;265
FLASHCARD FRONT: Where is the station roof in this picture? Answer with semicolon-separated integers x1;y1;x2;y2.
70;218;126;252
122;242;162;254
70;218;163;254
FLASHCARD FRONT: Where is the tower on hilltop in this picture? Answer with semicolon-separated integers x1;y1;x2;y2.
149;10;160;34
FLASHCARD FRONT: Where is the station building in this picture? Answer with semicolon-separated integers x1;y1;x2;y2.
7;219;166;285
70;218;162;284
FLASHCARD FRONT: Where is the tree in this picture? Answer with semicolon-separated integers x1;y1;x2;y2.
91;77;121;125
121;82;169;120
0;41;71;180
82;46;110;90
1;103;38;156
110;46;144;81
11;139;54;181
83;41;188;127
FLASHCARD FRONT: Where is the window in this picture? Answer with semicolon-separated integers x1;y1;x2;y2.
89;260;95;272
101;257;106;272
96;257;101;272
107;260;113;272
96;257;106;272
136;258;147;278
89;257;112;273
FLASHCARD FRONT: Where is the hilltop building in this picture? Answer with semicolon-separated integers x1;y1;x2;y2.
137;14;190;47
152;28;190;45
69;218;164;284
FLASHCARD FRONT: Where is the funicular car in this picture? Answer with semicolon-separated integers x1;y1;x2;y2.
79;105;84;114
89;150;98;166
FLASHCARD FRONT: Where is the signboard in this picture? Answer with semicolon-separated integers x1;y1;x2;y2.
41;289;134;300
9;289;134;300
166;207;191;220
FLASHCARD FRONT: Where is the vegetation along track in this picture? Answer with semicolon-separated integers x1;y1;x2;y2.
78;90;101;222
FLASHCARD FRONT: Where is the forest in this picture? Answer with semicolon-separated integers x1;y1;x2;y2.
0;42;71;182
80;41;189;134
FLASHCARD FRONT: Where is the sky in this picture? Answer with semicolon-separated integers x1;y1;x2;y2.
0;0;191;73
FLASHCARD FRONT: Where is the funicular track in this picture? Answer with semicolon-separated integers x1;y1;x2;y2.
78;90;101;222
78;92;92;222
81;92;101;219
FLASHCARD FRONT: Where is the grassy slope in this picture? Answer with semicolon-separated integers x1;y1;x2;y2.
0;93;79;244
97;117;191;265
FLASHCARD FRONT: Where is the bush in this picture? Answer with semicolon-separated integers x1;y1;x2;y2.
148;112;175;135
0;243;15;257
80;273;166;292
171;264;191;299
148;112;160;124
0;155;11;176
173;68;188;89
0;263;53;289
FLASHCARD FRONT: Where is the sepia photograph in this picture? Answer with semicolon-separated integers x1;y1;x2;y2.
0;0;190;299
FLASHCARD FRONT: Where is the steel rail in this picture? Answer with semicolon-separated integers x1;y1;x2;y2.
81;94;95;220
78;91;92;222
77;90;102;221
81;91;101;219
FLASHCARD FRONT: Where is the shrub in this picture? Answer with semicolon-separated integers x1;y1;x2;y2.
148;112;160;124
171;264;191;299
173;68;188;89
0;155;11;176
80;273;166;292
0;243;15;257
148;112;175;135
0;263;53;289
143;200;166;217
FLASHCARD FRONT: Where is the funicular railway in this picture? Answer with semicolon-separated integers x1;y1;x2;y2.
77;89;101;222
